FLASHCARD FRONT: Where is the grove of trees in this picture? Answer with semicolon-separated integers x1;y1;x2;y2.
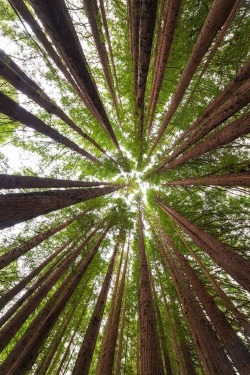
0;0;249;374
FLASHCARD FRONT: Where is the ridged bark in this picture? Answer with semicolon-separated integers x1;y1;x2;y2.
0;209;89;269
72;240;119;375
138;206;164;375
164;171;250;187
0;185;121;229
150;0;238;153
28;0;120;150
0;91;101;164
0;226;110;374
157;200;250;292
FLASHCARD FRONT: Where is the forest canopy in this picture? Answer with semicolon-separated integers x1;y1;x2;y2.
0;0;249;374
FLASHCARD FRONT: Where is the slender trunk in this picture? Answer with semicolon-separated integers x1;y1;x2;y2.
83;0;119;118
114;277;127;375
159;87;250;172
172;222;250;340
164;171;250;187
165;59;250;159
28;0;120;150
150;0;238;153
138;206;164;374
155;229;235;375
0;174;111;189
0;226;110;374
157;200;250;292
96;249;128;375
72;240;119;375
0;228;99;349
129;0;140;97
0;239;71;310
167;234;250;374
148;0;182;130
0;91;101;164
0;185;121;230
0;209;89;269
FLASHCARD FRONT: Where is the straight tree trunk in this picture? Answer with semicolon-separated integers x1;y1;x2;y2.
155;228;235;375
0;174;111;189
114;278;127;375
150;0;238;153
159;89;250;172
167;233;250;374
72;240;119;375
0;91;101;164
157;200;250;292
164;171;250;187
28;0;120;150
0;226;110;374
129;0;140;97
96;249;128;375
0;185;121;229
0;227;99;349
0;209;89;269
138;205;164;375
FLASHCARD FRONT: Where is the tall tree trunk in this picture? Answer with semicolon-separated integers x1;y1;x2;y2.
96;248;128;375
28;0;120;151
157;200;250;292
158;89;250;172
0;185;121;229
0;174;111;189
167;233;250;374
0;209;89;269
72;239;119;375
0;226;110;374
163;171;250;187
114;276;127;375
154;228;235;375
129;0;140;97
0;238;71;310
148;0;182;131
0;227;99;349
138;205;164;375
150;0;238;153
0;91;101;164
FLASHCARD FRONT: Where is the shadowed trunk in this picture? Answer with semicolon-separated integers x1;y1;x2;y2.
72;240;119;375
0;91;101;164
157;200;250;292
0;185;121;229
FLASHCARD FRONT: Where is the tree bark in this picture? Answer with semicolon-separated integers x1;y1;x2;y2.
164;171;250;187
138;205;164;375
0;185;121;229
157;200;250;293
0;91;101;164
0;226;110;374
72;240;119;375
0;209;89;269
150;0;238;153
28;0;120;150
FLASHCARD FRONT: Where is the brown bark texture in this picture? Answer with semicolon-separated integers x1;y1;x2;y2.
0;185;121;229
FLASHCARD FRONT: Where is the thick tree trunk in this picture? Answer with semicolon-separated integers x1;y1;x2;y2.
129;0;140;97
0;209;89;269
150;0;238;153
0;91;101;164
0;226;110;374
155;229;235;375
0;174;111;189
157;200;250;292
164;171;250;187
72;240;119;375
148;0;182;130
0;239;71;310
0;185;121;229
159;87;250;171
138;206;164;375
96;249;128;375
28;0;120;150
167;234;250;374
0;227;99;349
